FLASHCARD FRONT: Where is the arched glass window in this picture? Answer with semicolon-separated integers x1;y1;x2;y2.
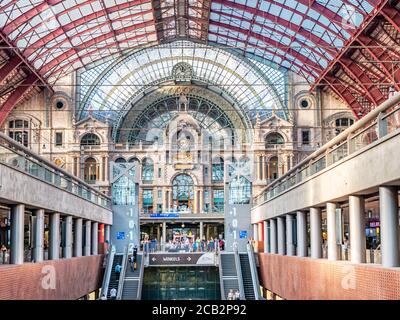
84;157;98;183
81;133;100;146
334;118;354;135
212;157;224;182
142;158;154;181
9;119;29;147
265;132;284;148
267;156;278;180
172;174;194;212
115;157;126;163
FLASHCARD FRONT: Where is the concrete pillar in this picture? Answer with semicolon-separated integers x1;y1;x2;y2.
49;212;60;260
296;211;307;257
104;224;111;243
91;222;98;255
379;186;400;267
200;221;204;241
327;202;338;260
162;222;167;245
84;220;91;256
277;217;286;255
349;195;366;263
270;219;277;254
10;204;25;264
74;218;83;257
253;224;259;242
286;214;295;256
33;209;44;263
64;216;73;259
263;221;269;253
310;207;322;259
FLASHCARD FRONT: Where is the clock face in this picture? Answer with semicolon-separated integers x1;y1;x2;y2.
54;158;63;167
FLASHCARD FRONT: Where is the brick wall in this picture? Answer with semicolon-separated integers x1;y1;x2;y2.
0;255;104;300
258;253;400;300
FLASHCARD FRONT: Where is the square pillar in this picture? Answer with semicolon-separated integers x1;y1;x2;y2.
286;214;295;256
296;211;307;257
263;221;269;253
310;207;322;259
49;212;60;260
33;209;45;262
349;195;366;263
74;218;83;257
270;219;277;254
277;216;286;255
327;202;339;260
253;224;259;242
10;204;25;264
63;216;73;259
379;186;400;267
91;222;98;255
84;220;91;256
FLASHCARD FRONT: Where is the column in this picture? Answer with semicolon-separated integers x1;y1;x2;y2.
349;195;366;263
84;220;91;256
296;211;307;257
277;216;286;255
104;224;110;243
270;219;277;254
253;224;259;242
327;203;338;260
49;212;60;260
200;221;204;241
257;156;261;180
10;204;25;264
91;222;98;255
262;156;267;181
263;221;269;253
162;222;167;247
286;214;295;256
74;218;83;257
33;209;44;263
63;216;73;259
310;207;322;259
199;188;204;213
379;186;400;267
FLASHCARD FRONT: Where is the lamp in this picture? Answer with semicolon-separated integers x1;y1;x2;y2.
181;223;185;228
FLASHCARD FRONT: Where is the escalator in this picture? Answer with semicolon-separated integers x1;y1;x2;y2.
239;253;255;300
106;254;123;299
119;253;144;300
218;252;241;300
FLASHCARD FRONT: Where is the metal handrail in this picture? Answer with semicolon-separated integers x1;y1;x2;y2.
100;245;115;300
217;252;226;300
116;246;128;300
137;252;145;300
254;92;400;204
0;131;111;206
233;246;246;300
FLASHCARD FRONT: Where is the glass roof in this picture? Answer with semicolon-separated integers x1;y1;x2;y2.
0;0;377;83
77;40;287;126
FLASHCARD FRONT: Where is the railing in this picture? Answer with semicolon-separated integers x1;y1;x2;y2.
246;243;262;300
117;246;129;300
233;245;246;300
0;132;111;209
100;245;115;299
253;93;400;207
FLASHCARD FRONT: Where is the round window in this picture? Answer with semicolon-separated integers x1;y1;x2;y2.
56;100;64;110
300;99;309;109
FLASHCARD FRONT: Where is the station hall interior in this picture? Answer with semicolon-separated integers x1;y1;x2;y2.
0;0;400;301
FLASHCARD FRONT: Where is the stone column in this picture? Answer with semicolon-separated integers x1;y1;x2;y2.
64;215;73;259
74;218;83;257
49;212;60;260
84;220;91;256
270;219;277;254
10;204;25;264
200;221;204;241
91;222;98;255
162;222;167;248
310;207;322;259
104;224;110;243
379;186;400;267
33;209;44;263
199;188;204;213
296;211;307;257
253;224;259;242
349;195;366;263
327;203;339;261
277;216;286;255
286;214;295;256
263;220;269;253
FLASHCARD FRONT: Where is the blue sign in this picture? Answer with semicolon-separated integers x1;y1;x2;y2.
149;213;180;218
239;230;248;239
117;232;125;240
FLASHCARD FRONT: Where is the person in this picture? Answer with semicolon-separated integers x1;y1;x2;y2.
234;290;240;300
227;289;234;300
109;287;117;300
114;262;121;281
1;244;7;264
132;246;138;270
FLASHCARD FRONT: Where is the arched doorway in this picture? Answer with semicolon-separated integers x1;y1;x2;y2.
172;174;194;213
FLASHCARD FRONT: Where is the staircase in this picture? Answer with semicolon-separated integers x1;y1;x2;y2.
107;254;123;299
239;253;255;300
218;253;240;299
120;253;144;300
